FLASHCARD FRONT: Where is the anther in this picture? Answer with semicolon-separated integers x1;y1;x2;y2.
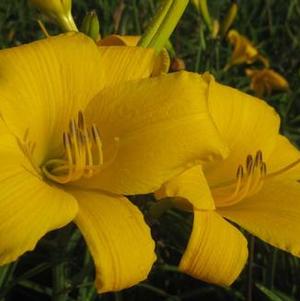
78;111;85;129
236;165;244;179
246;155;253;173
260;162;267;176
254;150;263;166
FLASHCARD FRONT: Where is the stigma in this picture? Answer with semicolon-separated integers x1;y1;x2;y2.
42;111;106;184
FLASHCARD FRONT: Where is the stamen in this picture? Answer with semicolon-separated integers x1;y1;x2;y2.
214;150;267;207
42;111;116;184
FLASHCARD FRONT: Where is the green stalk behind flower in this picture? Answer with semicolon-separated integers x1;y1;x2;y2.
138;0;189;52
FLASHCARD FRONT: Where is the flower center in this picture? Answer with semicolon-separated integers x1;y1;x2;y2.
213;150;267;207
42;111;113;184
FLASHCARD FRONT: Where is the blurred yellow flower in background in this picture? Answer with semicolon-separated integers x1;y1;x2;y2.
156;73;300;286
0;33;228;293
246;68;289;97
226;29;269;69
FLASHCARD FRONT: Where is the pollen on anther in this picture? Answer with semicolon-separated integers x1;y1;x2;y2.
260;162;267;176
246;155;253;173
78;111;85;129
255;150;263;166
236;165;244;178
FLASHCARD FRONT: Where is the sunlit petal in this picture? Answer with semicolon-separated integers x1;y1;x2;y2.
0;33;104;164
180;211;248;286
78;71;228;195
72;189;156;293
0;132;77;265
202;73;280;186
219;135;300;257
156;165;215;210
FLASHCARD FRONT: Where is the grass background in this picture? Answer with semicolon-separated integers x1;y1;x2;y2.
0;0;300;300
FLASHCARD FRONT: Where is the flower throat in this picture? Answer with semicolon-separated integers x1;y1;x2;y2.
42;111;105;184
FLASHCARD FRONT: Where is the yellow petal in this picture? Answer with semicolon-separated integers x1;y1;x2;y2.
0;33;104;164
0;133;77;265
71;189;156;293
98;46;157;86
180;211;248;286
219;135;300;257
98;34;140;46
79;71;228;195
202;73;280;186
155;165;215;210
98;35;170;76
267;135;300;173
219;179;300;257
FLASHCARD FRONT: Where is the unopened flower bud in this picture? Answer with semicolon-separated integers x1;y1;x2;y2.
220;2;238;37
80;10;101;41
30;0;78;32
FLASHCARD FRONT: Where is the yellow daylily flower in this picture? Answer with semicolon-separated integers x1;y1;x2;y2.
246;68;289;97
0;33;228;292
226;29;269;69
157;73;300;286
30;0;78;32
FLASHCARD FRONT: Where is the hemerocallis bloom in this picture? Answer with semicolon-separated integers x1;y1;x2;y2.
246;68;289;97
156;73;300;286
0;33;228;292
225;29;269;69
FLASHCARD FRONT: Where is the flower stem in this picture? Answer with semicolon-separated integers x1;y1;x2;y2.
52;262;67;301
138;0;189;52
197;0;212;32
57;14;78;32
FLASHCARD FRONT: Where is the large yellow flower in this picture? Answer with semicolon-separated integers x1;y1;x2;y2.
157;73;300;285
0;33;228;292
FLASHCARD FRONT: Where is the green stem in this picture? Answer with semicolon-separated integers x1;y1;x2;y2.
138;0;173;48
0;262;17;300
138;0;189;52
0;265;10;288
247;236;255;301
132;0;142;34
52;226;74;301
197;0;212;32
56;13;78;32
52;262;67;301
